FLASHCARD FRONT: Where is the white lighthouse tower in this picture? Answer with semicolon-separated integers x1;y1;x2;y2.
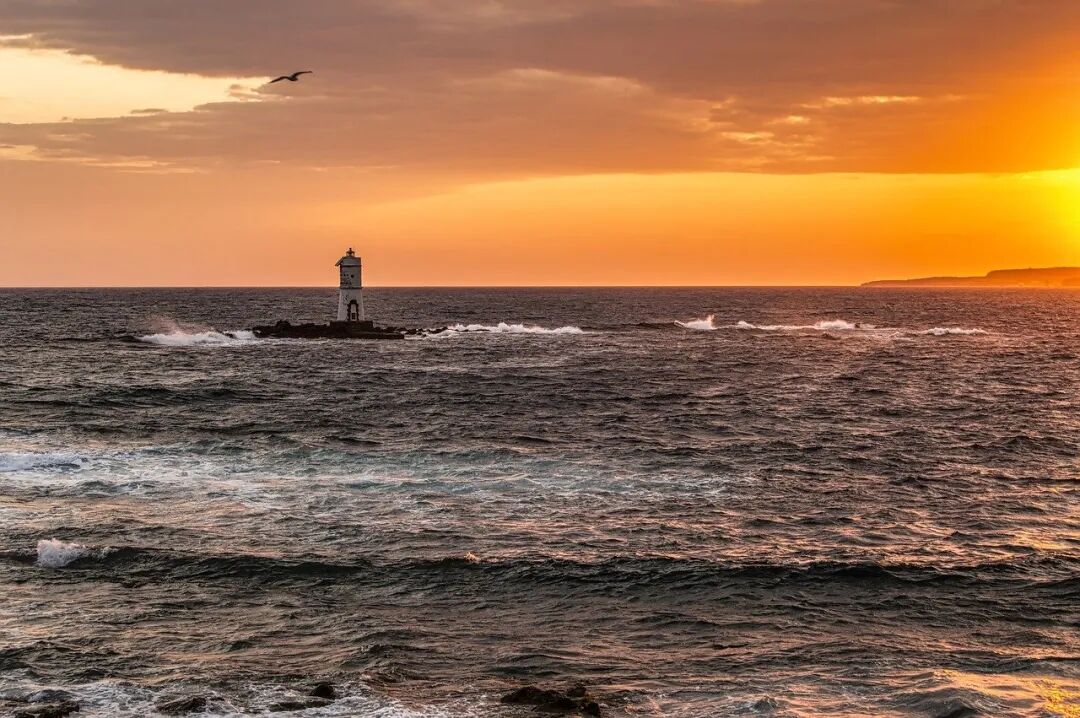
335;248;365;322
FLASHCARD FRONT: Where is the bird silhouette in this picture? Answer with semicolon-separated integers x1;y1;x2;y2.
269;71;313;84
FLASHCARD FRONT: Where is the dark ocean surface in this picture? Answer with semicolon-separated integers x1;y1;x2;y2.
0;287;1077;717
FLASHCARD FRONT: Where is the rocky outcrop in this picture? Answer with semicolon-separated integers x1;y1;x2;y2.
935;707;978;718
501;684;601;715
268;697;332;712
252;320;406;340
24;691;75;705
11;701;80;718
308;682;337;700
154;695;208;714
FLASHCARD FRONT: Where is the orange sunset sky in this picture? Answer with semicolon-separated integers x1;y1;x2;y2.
2;0;1080;286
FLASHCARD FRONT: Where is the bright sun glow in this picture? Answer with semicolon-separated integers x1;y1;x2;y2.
1039;169;1080;234
0;44;263;124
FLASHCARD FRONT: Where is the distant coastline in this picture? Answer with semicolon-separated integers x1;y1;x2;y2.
862;267;1080;288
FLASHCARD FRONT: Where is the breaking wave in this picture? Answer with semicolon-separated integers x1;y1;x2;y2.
430;322;584;336
736;319;868;331
731;319;987;336
675;315;718;331
36;539;111;568
134;317;257;347
917;327;989;336
138;329;256;347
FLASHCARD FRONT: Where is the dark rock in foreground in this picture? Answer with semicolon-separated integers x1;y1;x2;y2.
25;691;76;705
501;684;601;715
252;320;408;340
12;701;80;718
308;682;337;700
155;695;208;714
935;707;978;718
268;697;332;712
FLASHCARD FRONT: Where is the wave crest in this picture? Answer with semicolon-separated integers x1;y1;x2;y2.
135;317;256;347
430;322;584;336
736;319;866;331
36;539;110;568
917;327;989;336
732;319;987;336
675;315;718;331
138;329;256;347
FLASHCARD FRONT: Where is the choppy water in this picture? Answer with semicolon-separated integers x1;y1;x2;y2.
0;287;1077;717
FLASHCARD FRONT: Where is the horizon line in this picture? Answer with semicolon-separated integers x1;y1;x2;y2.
0;283;869;290
3;283;1080;290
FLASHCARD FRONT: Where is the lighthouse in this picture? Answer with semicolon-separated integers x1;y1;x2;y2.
335;248;365;322
250;248;407;339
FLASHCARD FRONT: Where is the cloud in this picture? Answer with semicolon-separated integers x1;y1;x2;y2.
1;0;1078;175
0;45;261;124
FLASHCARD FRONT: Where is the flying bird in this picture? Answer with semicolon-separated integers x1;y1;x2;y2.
269;71;313;84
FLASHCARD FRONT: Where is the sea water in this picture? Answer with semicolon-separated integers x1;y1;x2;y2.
0;287;1077;716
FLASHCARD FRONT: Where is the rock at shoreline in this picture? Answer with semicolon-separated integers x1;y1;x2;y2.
502;686;578;710
268;697;332;712
500;685;602;715
12;701;80;718
251;319;405;340
155;695;208;715
935;707;978;718
26;691;76;705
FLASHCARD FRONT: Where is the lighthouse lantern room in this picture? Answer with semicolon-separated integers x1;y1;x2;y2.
335;248;365;322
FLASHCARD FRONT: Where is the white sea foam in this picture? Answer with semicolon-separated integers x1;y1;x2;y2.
431;322;584;336
36;539;108;568
813;320;862;331
735;319;867;331
138;329;256;347
675;315;718;331
732;319;986;336
917;327;989;336
0;679;472;717
136;317;256;347
0;451;86;473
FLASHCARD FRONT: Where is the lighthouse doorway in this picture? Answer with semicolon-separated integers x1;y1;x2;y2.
347;300;360;322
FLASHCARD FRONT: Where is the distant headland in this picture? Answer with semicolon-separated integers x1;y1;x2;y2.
862;267;1080;288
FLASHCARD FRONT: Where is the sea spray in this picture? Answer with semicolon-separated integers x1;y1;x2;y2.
675;315;718;331
138;329;256;347
36;539;110;568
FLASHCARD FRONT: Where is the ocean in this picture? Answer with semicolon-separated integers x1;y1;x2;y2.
0;287;1077;717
